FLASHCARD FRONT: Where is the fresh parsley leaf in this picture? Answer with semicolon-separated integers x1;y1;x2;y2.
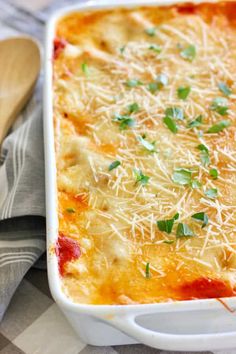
66;207;76;214
191;179;202;189
157;213;179;234
177;86;191;100
108;160;121;171
137;136;156;152
197;144;210;166
133;169;150;185
165;107;184;120
113;114;135;130
125;79;143;88
191;212;208;228
180;45;196;61
148;74;168;93
172;168;192;185
120;45;126;54
218;82;232;97
149;44;162;53
210;97;228;116
207;120;230;133
204;188;218;199
81;62;89;76
128;102;139;113
163;116;178;134
145;28;156;36
163;240;175;244
176;223;195;237
187;115;203;129
209;168;218;180
145;262;151;278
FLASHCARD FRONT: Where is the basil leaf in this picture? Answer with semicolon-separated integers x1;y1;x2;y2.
218;82;232;97
133;169;150;185
204;188;218;199
128;102;139;113
165;107;184;120
210;97;228;116
120;46;126;54
163;116;178;134
207;120;230;133
172;168;192;185
108;160;121;171
149;44;162;53
197;144;210;166
176;223;195;237
125;79;143;87
191;179;202;189
191;212;208;228
81;62;89;76
209;168;218;180
66;208;76;214
177;86;191;100
180;45;196;61
145;262;151;278
187;115;203;128
137;136;156;152
157;213;179;234
145;28;156;36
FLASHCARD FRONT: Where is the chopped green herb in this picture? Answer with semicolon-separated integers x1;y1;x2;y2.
145;262;151;278
207;120;230;133
176;223;195;237
157;213;179;234
210;97;228;116
66;208;75;214
187;115;203;129
81;62;89;76
149;44;162;53
191;179;202;189
172;168;192;185
191;212;208;228
145;27;156;36
137;136;156;152
163;116;178;134
177;86;191;100
113;114;135;130
108;160;121;171
218;82;232;97
133;169;150;185
128;102;139;114
204;188;218;199
165;107;184;120
125;79;143;88
197;144;210;166
180;45;196;61
163;240;175;244
120;45;126;54
209;168;218;180
148;74;168;93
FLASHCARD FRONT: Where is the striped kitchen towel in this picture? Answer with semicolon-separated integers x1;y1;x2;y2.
0;100;46;321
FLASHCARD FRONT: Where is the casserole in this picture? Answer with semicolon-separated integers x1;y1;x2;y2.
44;0;236;350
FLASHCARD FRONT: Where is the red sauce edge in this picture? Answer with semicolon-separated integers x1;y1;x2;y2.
180;277;236;300
53;37;67;60
56;232;81;276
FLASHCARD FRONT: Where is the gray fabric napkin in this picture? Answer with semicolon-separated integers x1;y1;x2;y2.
0;100;46;321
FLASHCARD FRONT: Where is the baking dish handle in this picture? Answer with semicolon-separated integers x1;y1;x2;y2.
109;313;236;351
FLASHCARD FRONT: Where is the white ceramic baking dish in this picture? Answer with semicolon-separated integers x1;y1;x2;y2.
44;0;236;351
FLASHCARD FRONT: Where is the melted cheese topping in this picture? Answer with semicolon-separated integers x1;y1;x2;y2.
53;3;236;305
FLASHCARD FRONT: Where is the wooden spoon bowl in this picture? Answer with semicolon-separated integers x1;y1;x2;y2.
0;36;41;144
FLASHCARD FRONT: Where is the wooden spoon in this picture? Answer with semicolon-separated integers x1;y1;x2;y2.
0;36;41;144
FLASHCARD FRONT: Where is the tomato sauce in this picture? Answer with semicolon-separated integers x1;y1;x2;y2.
56;233;81;275
179;277;235;300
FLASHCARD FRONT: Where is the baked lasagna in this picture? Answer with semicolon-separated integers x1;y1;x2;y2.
53;2;236;305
